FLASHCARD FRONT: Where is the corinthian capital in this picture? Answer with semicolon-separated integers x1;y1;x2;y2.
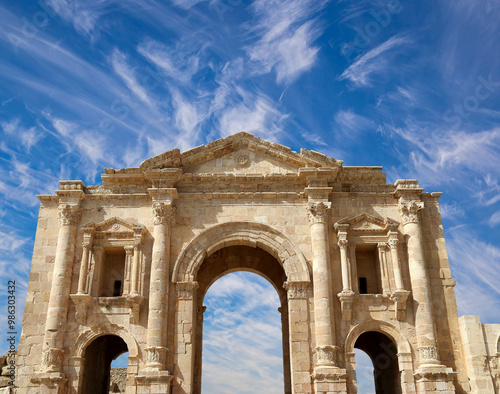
58;204;82;227
152;202;176;226
398;199;423;224
306;202;331;224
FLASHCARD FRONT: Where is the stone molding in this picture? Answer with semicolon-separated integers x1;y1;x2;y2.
283;281;310;299
176;281;199;300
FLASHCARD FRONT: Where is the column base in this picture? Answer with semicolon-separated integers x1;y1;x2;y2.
311;366;347;394
136;370;173;394
414;365;456;393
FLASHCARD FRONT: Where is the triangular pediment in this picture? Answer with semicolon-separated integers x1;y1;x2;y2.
336;213;399;232
140;132;342;174
94;217;144;233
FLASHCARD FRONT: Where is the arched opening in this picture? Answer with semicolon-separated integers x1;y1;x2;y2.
193;245;291;393
354;331;401;394
80;334;129;394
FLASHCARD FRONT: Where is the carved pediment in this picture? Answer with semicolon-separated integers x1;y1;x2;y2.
94;217;144;234
335;213;399;233
139;132;342;175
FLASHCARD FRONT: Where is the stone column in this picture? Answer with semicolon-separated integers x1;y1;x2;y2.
349;243;359;293
130;241;141;295
398;197;441;366
77;231;93;294
123;245;134;295
145;202;175;370
338;240;351;292
377;243;391;294
388;237;404;291
307;201;337;366
42;203;82;372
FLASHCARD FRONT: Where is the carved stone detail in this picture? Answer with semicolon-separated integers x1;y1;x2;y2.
398;199;424;224
419;345;439;363
283;281;310;299
41;348;64;372
306;201;331;224
316;345;338;366
337;239;349;250
145;346;168;369
176;281;199;300
152;203;176;226
58;204;82;227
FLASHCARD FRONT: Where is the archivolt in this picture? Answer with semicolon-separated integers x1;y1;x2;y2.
172;221;311;283
71;323;139;359
345;320;412;354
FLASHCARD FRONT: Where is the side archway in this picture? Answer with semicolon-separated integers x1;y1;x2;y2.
70;324;139;393
345;320;415;394
172;221;311;283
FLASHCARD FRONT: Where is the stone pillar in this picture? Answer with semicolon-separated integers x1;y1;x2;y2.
388;237;404;291
145;202;175;370
396;180;456;391
307;201;347;393
77;231;93;294
399;198;440;366
377;243;391;294
173;281;198;394
42;203;82;373
349;243;359;293
130;242;141;295
123;245;134;295
283;281;312;394
338;240;351;292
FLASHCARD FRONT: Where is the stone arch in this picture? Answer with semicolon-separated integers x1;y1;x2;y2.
72;323;139;359
345;320;411;355
172;221;310;283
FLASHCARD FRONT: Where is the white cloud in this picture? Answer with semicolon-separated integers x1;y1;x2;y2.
447;229;500;323
111;49;153;106
246;0;328;83
334;109;373;140
339;35;411;87
489;210;500;227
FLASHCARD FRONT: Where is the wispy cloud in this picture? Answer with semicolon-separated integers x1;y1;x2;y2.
339;35;411;87
246;0;329;84
334;109;373;140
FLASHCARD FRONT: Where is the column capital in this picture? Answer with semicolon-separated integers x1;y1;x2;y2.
377;242;388;250
306;201;331;224
388;238;399;249
338;239;349;250
175;281;199;300
58;204;82;227
398;198;424;225
316;345;338;366
152;202;176;226
283;281;310;299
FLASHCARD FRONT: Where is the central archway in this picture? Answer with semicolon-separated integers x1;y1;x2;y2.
196;247;288;393
172;221;311;394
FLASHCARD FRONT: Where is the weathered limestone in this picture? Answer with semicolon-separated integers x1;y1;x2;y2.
16;132;500;393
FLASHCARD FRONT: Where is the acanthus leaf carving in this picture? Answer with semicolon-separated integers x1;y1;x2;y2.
152;203;176;226
58;204;82;227
398;199;424;224
307;202;331;224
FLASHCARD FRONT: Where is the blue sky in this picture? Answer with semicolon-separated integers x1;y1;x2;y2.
1;0;499;391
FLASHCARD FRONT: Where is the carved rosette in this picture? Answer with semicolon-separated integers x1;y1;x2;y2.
283;281;309;299
145;346;168;369
58;204;82;227
41;348;64;372
306;202;331;224
316;345;338;366
176;281;198;300
152;203;176;226
398;199;424;225
419;345;439;364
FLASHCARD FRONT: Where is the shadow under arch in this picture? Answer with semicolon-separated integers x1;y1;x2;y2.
345;320;416;394
172;221;311;283
71;324;139;393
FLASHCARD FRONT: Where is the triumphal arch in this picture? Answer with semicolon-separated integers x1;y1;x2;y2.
17;132;500;393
